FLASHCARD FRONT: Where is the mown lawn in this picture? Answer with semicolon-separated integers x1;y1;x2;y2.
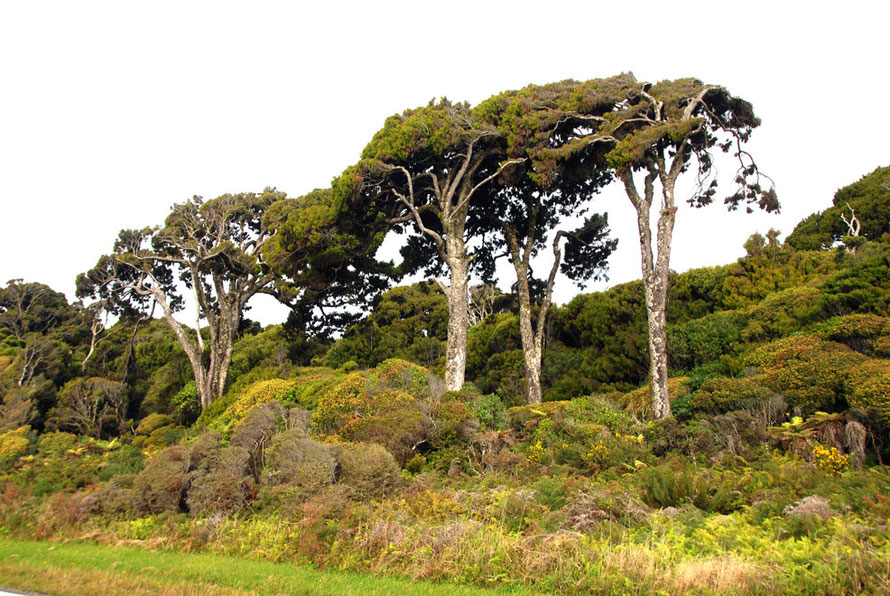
0;538;538;595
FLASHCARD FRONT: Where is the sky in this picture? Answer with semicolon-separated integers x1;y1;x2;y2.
1;1;888;326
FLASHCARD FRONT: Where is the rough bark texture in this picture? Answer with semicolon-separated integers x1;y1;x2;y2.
382;141;523;392
504;214;561;404
441;249;469;392
622;163;679;419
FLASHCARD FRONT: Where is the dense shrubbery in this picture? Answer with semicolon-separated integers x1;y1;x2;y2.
3;170;890;593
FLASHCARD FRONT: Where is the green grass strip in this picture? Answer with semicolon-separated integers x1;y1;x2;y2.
0;538;538;595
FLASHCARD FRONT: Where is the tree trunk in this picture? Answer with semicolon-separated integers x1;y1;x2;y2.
516;274;543;404
624;168;676;419
505;222;561;405
443;243;470;392
642;272;670;418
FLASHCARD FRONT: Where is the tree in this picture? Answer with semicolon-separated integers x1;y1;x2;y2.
786;165;890;250
466;78;637;403
78;189;290;409
0;280;78;341
261;188;395;338
543;76;778;417
46;376;127;438
340;99;524;391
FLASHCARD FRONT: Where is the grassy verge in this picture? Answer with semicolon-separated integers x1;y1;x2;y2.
0;538;537;596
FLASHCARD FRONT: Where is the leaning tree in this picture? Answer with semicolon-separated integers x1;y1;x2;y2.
542;76;778;418
339;99;524;391
78;187;373;409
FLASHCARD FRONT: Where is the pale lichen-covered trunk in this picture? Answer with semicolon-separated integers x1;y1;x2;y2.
443;237;470;392
155;282;243;410
623;167;678;419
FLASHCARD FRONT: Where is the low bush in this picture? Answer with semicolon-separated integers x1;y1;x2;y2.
315;374;431;464
689;377;775;414
220;378;298;427
0;426;30;471
818;314;890;355
846;359;890;420
259;429;337;508
135;413;174;436
746;335;864;415
619;377;691;419
131;445;192;514
337;442;401;500
187;445;254;516
230;401;288;477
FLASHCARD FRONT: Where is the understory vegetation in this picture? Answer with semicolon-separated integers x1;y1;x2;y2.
2;168;890;591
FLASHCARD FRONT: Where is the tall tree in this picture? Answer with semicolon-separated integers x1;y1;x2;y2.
340;99;523;391
543;76;778;417
472;78;627;403
79;189;291;409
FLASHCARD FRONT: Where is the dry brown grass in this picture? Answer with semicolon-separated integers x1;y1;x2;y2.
671;556;772;594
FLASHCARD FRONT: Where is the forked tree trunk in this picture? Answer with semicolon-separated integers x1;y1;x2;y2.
505;223;562;405
154;288;241;410
622;166;679;419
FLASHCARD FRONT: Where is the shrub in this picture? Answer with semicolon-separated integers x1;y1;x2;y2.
741;286;827;341
187;445;254;516
367;359;435;398
690;377;775;414
135;413;174;436
315;373;431;464
140;424;185;452
668;311;748;370
433;399;478;442
0;425;30;470
746;335;864;415
260;429;337;507
97;443;145;482
811;444;849;474
819;314;890;354
619;377;691;419
131;445;192;514
506;401;566;431
467;392;508;430
846;359;890;420
221;378;298;426
336;442;401;500
230;401;288;478
171;381;201;426
562;395;634;432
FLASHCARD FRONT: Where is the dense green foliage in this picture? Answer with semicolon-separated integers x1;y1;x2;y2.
2;81;890;593
787;166;890;250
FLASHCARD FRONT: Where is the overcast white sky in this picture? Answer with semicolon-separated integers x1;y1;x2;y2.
1;1;887;326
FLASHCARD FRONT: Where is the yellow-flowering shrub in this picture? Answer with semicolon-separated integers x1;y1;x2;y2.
812;443;849;474
690;377;774;414
582;441;610;467
0;425;30;470
314;364;433;464
221;378;298;426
